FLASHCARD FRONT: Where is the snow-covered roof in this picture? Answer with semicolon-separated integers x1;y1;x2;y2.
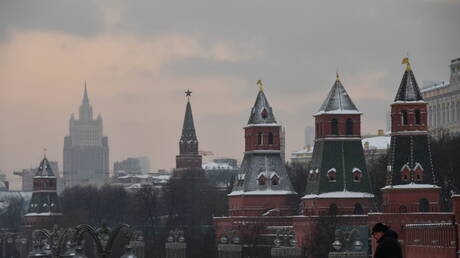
152;174;171;180
24;212;63;216
202;162;234;170
316;77;360;116
362;136;390;150
302;191;374;199
292;148;313;155
421;81;449;93
228;190;297;197
381;183;440;190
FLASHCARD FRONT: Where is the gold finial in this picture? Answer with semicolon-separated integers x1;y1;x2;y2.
401;57;411;71
257;80;263;91
336;71;340;81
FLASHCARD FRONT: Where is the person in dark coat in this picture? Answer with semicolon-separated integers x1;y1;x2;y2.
372;223;403;258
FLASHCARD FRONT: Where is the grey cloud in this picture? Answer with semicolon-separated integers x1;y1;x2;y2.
0;0;104;41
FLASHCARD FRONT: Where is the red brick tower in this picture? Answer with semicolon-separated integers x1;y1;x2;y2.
369;58;444;257
24;154;63;228
228;81;297;216
174;89;203;176
302;73;374;216
382;58;440;213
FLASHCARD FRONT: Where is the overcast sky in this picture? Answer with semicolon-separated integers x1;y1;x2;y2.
1;0;459;189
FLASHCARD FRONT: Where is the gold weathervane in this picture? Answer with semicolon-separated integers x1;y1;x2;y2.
401;57;411;71
257;80;263;91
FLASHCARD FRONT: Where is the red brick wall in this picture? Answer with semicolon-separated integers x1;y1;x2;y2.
382;188;440;213
244;126;281;151
33;177;57;191
229;195;296;216
391;103;427;133
314;114;361;139
302;197;375;215
405;224;457;258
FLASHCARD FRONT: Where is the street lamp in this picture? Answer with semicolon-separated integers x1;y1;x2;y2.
1;231;17;258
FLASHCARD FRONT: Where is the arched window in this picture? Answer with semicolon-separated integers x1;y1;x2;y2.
419;198;429;212
401;164;411;182
258;132;264;145
414;163;424;182
261;108;268;119
329;203;338;215
353;203;364;214
415;109;421;125
268;132;274;145
271;174;280;185
346;118;354;135
401;110;408;125
327;168;337;182
399;205;408;213
352;168;362;182
331;118;339;135
257;174;266;186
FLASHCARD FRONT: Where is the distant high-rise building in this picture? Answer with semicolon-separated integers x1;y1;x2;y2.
421;57;460;135
63;83;109;187
114;157;148;175
304;126;315;147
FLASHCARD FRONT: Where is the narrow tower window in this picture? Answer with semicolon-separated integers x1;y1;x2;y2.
415;109;421;125
419;198;429;212
331;118;339;135
401;110;408;125
258;132;264;145
353;203;364;214
268;132;274;144
346;118;354;135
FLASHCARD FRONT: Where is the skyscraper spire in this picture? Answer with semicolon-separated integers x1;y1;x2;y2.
79;81;93;120
83;81;89;104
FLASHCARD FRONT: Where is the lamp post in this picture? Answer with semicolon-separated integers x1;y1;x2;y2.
0;231;17;258
74;224;136;258
28;224;139;258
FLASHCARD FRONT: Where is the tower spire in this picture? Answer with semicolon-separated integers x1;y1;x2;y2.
257;80;263;92
83;81;89;104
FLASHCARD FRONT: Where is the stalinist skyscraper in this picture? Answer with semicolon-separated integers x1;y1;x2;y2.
63;83;109;187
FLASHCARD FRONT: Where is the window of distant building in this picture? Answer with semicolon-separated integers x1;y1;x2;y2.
268;132;274;145
399;205;408;213
327;168;337;182
257;174;266;186
352;168;362;182
419;198;429;212
329;203;338;215
414;163;424;182
261;108;268;119
271;173;280;186
258;132;264;145
346;118;354;135
353;203;364;214
415;109;421;125
401;164;411;182
331;118;339;135
401;110;408;125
